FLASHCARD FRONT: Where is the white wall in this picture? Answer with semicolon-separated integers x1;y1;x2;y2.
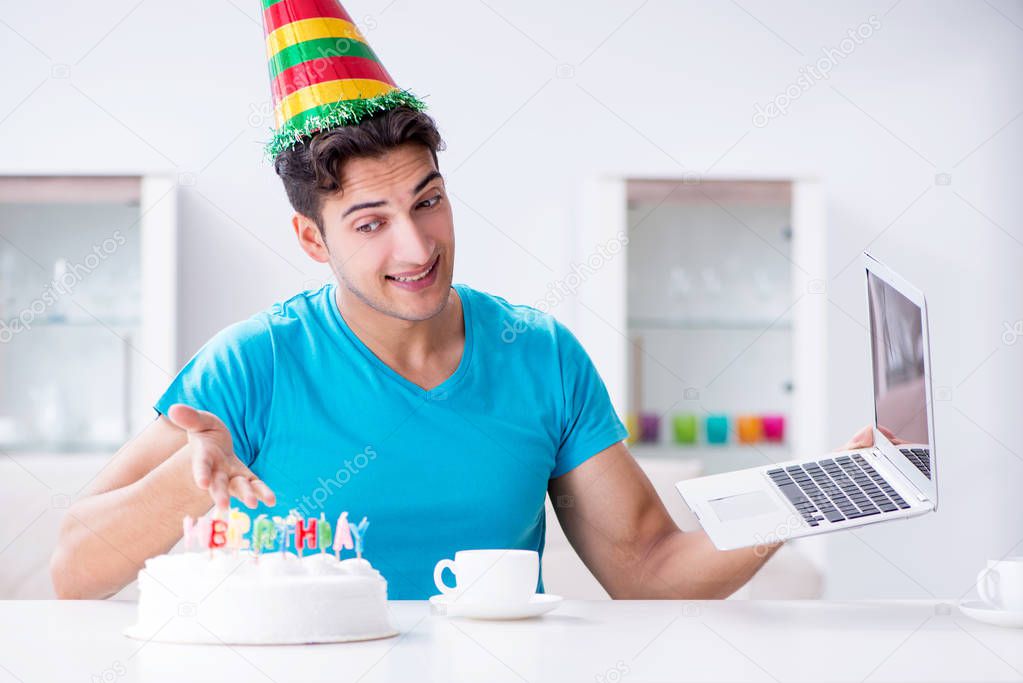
1;0;1020;599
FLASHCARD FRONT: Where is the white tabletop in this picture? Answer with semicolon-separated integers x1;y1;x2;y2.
2;599;1021;682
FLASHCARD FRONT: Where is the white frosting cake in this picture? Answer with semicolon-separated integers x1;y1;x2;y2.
126;550;397;645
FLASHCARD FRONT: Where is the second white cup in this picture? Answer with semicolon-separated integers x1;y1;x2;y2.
977;557;1023;612
433;549;538;606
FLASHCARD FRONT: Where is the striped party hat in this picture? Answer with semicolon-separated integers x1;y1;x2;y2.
261;0;426;159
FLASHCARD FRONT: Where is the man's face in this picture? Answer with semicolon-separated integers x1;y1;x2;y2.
313;144;454;322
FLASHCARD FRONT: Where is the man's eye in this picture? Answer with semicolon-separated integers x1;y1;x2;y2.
417;194;442;209
356;220;382;233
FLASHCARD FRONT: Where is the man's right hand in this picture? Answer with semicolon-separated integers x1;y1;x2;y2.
164;404;276;512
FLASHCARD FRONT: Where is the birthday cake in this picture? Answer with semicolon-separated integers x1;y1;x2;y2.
126;511;397;645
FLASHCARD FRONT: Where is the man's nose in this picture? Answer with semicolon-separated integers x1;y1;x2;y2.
391;215;434;265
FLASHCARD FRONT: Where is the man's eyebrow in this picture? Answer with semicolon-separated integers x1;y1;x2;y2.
341;200;387;218
339;169;443;218
412;170;443;195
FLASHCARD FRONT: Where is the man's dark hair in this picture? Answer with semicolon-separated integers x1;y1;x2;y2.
273;106;445;235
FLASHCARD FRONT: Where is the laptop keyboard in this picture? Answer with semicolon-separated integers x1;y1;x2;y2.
900;447;932;479
767;454;911;527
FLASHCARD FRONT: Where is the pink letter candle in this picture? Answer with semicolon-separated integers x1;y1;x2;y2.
182;515;212;551
333;512;353;560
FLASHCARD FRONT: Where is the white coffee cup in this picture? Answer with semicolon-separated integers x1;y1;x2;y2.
433;549;538;606
977;557;1023;612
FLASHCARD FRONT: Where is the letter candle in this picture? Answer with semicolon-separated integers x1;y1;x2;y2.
252;514;276;557
182;515;196;551
182;515;212;551
350;517;370;560
272;516;289;555
317;512;333;554
332;511;352;560
294;517;317;556
180;510;372;563
286;510;303;556
209;518;227;558
226;507;251;554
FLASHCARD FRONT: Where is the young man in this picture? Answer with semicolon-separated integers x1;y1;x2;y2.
51;0;871;600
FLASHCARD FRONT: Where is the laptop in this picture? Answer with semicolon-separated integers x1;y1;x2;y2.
675;253;938;550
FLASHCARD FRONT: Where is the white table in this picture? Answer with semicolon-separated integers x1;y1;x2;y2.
1;599;1020;682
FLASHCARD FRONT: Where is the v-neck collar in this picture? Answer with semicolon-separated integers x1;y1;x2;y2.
327;282;474;399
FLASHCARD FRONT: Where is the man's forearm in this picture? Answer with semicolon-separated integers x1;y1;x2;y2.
51;444;212;599
624;528;780;599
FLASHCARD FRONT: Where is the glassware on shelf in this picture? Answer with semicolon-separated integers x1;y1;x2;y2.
700;267;722;296
705;414;729;445
28;381;73;448
0;249;15;322
672;414;698;445
629;334;660;444
88;416;124;445
49;258;70;323
638;413;660;443
762;414;786;443
753;267;774;301
1;190;147;452
736;415;763;444
625;413;639;445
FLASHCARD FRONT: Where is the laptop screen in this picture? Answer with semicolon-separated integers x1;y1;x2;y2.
867;270;932;480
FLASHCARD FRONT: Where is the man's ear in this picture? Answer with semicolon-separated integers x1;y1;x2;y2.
293;213;330;264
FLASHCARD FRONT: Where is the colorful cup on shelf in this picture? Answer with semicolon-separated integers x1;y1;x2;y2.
705;414;728;445
625;413;639;444
672;414;698;445
638;413;660;443
762;414;785;443
737;415;763;444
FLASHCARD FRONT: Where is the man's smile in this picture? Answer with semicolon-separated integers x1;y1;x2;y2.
384;254;440;284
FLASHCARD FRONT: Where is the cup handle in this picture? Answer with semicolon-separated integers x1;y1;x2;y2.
977;567;1000;607
434;559;458;595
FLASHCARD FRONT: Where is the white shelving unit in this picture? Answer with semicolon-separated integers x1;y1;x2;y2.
575;176;828;470
0;175;177;453
544;175;830;598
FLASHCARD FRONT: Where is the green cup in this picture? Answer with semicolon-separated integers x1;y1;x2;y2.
672;414;698;445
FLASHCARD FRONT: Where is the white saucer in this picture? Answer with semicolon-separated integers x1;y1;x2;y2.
429;593;562;620
958;600;1023;628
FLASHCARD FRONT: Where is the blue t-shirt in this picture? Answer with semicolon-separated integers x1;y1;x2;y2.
154;283;627;599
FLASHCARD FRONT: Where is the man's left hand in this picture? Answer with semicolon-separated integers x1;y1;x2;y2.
836;424;899;451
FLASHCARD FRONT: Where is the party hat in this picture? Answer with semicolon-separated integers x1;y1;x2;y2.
261;0;426;158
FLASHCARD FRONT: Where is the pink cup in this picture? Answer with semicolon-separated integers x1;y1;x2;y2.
762;414;785;442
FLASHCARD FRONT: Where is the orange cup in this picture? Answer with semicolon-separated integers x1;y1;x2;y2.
736;415;763;444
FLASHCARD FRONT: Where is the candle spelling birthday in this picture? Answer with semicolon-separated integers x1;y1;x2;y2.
181;508;371;559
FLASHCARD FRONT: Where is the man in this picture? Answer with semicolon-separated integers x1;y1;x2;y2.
50;0;871;600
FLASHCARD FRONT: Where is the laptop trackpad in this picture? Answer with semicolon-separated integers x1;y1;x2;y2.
709;491;780;522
